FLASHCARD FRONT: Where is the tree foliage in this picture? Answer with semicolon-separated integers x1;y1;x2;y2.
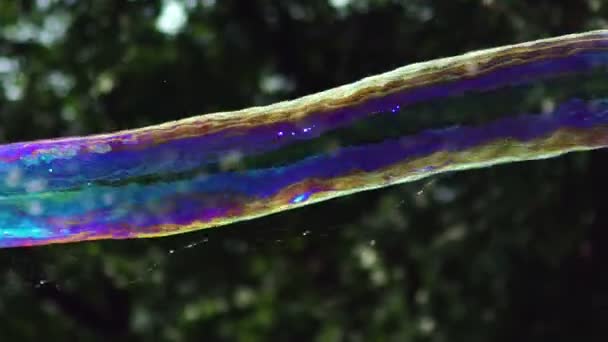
0;0;606;341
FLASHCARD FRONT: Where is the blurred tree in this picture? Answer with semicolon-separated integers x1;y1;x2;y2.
0;0;606;341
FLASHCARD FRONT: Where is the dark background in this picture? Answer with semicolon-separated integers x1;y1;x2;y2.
0;0;607;341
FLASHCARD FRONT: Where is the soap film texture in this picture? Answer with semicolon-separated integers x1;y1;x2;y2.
2;30;608;248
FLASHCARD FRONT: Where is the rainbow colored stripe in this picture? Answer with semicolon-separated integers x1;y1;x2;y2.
2;30;608;248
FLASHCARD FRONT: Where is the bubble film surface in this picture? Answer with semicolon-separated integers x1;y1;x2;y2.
2;30;608;248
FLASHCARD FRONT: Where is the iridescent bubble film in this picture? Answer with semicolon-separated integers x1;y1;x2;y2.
2;30;608;248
